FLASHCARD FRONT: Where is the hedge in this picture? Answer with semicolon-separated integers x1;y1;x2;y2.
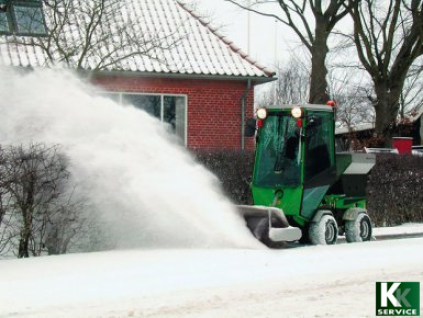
193;150;423;227
193;150;255;205
367;154;423;226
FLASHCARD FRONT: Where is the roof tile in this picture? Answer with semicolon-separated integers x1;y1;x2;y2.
0;0;275;79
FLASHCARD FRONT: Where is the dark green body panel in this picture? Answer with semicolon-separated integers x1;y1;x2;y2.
250;105;372;227
251;186;306;225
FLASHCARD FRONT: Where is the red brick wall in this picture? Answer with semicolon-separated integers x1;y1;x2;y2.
92;75;255;150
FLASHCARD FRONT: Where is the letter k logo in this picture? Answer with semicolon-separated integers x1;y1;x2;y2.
381;283;401;307
396;287;411;307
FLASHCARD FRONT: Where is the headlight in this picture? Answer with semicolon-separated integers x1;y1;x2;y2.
256;107;267;120
291;106;302;118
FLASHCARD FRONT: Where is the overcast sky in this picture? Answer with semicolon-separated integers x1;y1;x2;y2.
183;1;356;72
183;0;363;103
183;0;301;70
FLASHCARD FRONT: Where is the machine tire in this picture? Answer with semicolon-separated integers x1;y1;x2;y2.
345;213;372;243
309;215;338;245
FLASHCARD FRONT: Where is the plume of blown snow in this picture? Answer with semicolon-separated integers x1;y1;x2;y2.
0;68;262;250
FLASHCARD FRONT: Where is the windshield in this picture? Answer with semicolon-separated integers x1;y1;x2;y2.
254;114;301;187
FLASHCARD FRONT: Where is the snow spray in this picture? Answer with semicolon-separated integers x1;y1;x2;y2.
0;68;262;249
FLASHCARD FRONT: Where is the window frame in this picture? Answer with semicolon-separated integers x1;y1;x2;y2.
100;91;188;146
0;10;12;33
253;113;302;188
0;0;47;36
303;110;336;189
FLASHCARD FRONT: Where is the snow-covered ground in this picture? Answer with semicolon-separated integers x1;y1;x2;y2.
1;226;423;318
2;56;422;318
373;223;423;237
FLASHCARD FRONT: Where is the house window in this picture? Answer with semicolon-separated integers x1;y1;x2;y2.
0;10;9;33
0;0;46;35
101;92;187;145
124;95;162;119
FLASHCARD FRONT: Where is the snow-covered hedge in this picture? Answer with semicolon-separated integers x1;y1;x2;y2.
367;154;423;226
194;150;254;205
195;150;423;226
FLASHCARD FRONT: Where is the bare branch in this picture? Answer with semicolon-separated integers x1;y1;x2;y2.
225;0;355;103
349;0;423;136
0;143;88;258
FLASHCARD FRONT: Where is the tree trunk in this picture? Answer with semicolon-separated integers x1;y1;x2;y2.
18;212;32;258
373;81;402;138
18;175;35;258
309;23;330;104
0;207;4;228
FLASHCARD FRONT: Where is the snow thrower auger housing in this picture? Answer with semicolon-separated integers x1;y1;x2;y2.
240;103;375;246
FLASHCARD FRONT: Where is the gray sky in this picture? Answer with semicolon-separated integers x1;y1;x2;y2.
184;0;366;105
183;0;301;70
183;1;356;71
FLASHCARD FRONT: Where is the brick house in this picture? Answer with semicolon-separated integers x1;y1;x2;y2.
0;0;275;150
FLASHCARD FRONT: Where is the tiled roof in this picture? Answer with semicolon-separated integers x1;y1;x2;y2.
0;0;274;79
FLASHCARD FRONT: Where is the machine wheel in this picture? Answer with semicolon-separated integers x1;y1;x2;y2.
309;215;338;245
345;213;372;243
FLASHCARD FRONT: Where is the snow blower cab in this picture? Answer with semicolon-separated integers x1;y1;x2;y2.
238;103;375;246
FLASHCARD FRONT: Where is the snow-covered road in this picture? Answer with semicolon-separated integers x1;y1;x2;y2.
1;236;422;318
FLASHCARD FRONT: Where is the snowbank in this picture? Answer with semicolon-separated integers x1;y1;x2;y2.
1;236;422;317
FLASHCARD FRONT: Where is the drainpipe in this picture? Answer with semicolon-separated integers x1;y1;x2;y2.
241;79;252;150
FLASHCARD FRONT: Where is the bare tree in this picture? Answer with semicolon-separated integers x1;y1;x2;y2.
257;57;310;105
3;0;185;71
349;0;423;136
399;61;423;120
327;68;375;150
0;146;15;255
0;148;6;227
0;148;16;256
33;185;87;255
0;143;85;258
224;0;356;104
328;68;374;127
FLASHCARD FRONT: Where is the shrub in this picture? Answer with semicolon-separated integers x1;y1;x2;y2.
0;143;86;258
194;150;423;227
367;154;423;226
193;149;255;205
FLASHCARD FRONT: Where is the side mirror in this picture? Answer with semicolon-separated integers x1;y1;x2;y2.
245;118;257;137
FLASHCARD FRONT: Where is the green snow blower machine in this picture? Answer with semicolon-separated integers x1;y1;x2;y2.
237;102;375;246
